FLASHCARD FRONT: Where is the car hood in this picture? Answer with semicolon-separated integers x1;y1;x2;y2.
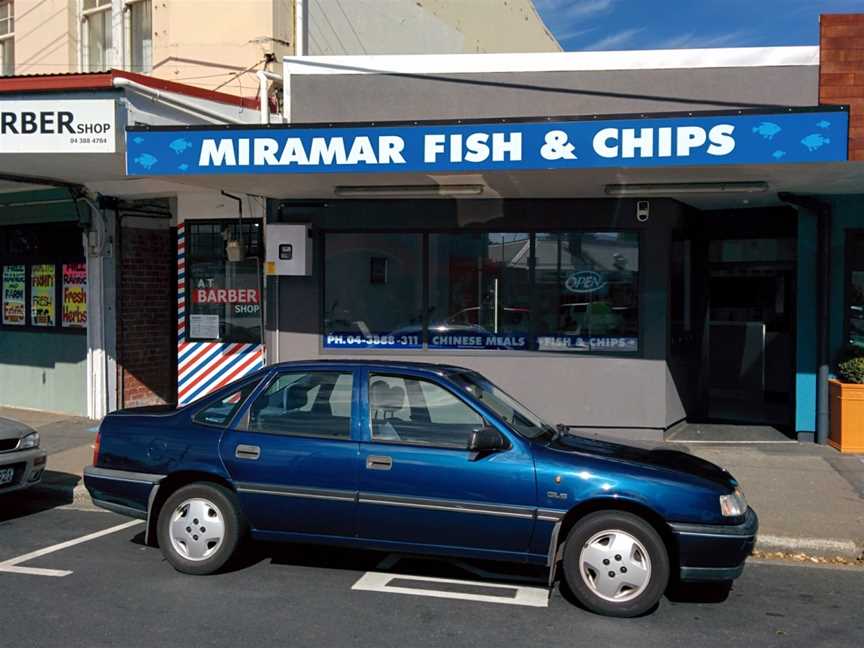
0;416;36;441
549;434;736;490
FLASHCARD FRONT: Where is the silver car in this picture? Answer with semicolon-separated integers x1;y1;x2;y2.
0;416;47;494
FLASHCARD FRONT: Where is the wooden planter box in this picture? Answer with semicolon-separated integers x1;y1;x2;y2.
829;379;864;453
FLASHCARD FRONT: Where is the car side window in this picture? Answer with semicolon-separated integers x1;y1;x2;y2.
369;374;484;449
244;371;353;439
193;382;258;427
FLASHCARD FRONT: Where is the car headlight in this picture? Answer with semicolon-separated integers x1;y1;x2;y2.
719;487;748;517
19;432;40;449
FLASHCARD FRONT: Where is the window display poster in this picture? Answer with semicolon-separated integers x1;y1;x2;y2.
62;263;87;328
31;264;56;327
2;265;26;326
189;314;220;339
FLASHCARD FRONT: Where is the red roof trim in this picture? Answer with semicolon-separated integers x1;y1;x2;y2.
0;69;261;111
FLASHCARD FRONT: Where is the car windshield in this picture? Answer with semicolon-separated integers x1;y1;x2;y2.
450;371;554;440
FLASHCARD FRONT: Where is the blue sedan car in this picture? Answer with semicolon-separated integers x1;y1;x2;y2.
84;361;757;617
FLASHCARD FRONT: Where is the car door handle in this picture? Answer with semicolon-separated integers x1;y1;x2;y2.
366;455;393;471
235;444;261;460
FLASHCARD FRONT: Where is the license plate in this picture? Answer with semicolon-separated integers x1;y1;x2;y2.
0;467;14;485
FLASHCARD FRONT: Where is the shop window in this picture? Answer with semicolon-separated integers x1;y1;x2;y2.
126;0;152;73
846;232;864;351
0;223;86;332
534;232;639;353
428;233;531;350
323;233;423;349
186;221;263;344
320;230;640;354
83;0;112;72
0;2;13;77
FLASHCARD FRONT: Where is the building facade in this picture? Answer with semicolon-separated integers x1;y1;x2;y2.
2;11;864;448
1;1;558;91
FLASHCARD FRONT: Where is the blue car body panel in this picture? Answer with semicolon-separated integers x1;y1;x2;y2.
83;360;757;581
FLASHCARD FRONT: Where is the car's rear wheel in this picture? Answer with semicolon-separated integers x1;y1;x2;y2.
157;483;244;575
561;511;670;617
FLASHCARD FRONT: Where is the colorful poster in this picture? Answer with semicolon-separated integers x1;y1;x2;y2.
31;264;56;327
2;265;26;326
62;263;87;328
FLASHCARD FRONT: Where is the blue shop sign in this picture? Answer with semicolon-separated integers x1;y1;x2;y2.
126;109;847;176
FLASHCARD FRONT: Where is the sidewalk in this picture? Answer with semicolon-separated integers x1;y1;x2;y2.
3;406;863;560
677;441;864;560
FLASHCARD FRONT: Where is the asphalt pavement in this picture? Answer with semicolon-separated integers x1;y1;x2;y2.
1;492;863;648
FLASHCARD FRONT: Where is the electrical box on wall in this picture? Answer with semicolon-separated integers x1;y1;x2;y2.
265;224;312;276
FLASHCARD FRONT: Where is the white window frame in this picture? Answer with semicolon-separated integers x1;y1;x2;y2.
0;1;14;77
80;0;113;72
123;0;152;73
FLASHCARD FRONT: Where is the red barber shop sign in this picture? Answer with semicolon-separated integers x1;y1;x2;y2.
192;288;260;304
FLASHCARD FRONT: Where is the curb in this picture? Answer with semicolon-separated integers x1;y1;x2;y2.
756;534;863;560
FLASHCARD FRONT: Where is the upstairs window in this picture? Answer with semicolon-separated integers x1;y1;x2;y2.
0;2;13;76
126;0;152;73
83;0;112;72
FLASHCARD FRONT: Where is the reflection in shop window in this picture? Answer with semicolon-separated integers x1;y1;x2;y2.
534;232;639;353
186;221;263;343
847;232;864;351
428;233;531;350
323;233;423;349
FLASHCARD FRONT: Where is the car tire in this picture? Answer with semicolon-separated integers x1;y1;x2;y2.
156;482;245;575
561;511;670;617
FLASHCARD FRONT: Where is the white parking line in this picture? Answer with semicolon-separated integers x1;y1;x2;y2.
352;571;549;607
0;520;143;578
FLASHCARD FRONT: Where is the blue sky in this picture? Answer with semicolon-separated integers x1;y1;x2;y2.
534;0;864;51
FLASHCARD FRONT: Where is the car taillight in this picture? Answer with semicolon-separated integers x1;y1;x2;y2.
92;430;101;465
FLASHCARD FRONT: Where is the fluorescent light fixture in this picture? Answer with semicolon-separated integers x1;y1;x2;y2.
334;184;485;197
605;181;769;196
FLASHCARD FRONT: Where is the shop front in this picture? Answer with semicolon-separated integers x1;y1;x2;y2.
127;86;857;439
0;71;266;417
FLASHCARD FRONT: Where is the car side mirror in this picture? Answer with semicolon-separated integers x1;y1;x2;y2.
467;427;506;459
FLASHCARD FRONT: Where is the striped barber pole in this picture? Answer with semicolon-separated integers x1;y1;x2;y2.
177;222;265;406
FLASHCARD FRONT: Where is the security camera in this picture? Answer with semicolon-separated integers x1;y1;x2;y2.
636;200;650;223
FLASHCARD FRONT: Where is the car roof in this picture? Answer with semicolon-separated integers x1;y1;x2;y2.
268;359;474;375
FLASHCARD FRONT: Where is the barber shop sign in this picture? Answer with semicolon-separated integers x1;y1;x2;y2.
0;99;116;153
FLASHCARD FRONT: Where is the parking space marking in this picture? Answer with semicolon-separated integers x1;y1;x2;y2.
0;565;72;577
352;571;549;607
0;519;142;578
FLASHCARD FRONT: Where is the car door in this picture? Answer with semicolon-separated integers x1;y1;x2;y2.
219;368;359;538
356;369;536;554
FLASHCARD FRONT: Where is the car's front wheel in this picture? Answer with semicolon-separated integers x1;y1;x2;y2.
561;511;670;617
157;482;244;575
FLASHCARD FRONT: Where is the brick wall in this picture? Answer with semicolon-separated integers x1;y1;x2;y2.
820;14;864;161
118;221;176;407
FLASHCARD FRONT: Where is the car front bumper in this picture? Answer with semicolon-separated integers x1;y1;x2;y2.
670;507;759;582
0;447;48;494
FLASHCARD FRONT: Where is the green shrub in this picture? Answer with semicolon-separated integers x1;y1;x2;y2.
837;356;864;384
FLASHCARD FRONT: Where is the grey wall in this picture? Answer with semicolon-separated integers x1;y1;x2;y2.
266;198;685;440
291;66;819;123
0;331;87;416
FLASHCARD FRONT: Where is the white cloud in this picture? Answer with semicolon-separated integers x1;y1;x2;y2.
584;27;644;50
653;29;753;49
535;0;617;20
